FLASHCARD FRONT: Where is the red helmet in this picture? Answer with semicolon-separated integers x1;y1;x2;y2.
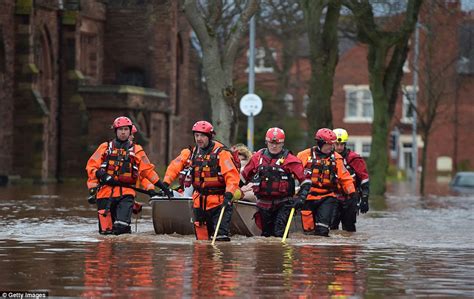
131;125;137;134
265;127;285;143
112;116;133;129
192;121;215;136
315;128;337;144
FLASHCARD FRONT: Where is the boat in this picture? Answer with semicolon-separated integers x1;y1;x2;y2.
151;197;302;237
151;197;262;236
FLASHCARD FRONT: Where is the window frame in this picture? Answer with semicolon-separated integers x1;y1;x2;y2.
343;85;373;123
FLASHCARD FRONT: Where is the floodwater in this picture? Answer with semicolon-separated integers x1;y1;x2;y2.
0;181;473;298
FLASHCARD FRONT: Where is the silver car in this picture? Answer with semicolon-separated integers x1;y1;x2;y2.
450;172;474;195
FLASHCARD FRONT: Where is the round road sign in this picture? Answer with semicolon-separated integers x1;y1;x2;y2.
239;93;263;116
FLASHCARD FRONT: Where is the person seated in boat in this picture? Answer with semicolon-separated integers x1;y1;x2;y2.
86;116;172;235
231;143;256;202
296;128;356;237
240;127;311;237
162;121;242;242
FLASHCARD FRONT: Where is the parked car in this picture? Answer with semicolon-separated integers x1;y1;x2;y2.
449;172;474;195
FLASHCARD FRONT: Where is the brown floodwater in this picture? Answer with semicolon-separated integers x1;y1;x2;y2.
0;180;473;297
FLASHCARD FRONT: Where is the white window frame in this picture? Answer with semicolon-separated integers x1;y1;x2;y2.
246;47;276;73
284;93;294;115
343;85;373;123
344;136;372;158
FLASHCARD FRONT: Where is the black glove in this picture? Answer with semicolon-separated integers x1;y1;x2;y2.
223;192;233;207
96;169;113;185
359;194;369;214
292;197;305;210
155;180;172;199
87;187;98;204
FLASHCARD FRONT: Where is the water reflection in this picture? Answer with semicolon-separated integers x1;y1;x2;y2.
0;181;474;297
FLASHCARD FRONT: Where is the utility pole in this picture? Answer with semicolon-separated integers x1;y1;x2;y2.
412;22;420;188
247;16;256;152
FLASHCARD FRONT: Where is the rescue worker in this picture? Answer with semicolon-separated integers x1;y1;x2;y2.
296;128;356;237
241;127;311;237
86;116;172;235
331;128;370;232
162;121;241;241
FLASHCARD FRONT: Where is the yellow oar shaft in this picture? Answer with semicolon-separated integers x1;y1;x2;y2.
281;207;295;243
211;205;226;245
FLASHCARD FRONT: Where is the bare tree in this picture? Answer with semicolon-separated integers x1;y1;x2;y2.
402;1;461;195
343;0;423;196
181;0;260;145
300;0;342;132
256;0;305;104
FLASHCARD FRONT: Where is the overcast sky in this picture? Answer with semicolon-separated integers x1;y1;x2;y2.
462;0;474;11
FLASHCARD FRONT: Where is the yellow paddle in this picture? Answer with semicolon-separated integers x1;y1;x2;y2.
281;207;295;243
211;206;226;245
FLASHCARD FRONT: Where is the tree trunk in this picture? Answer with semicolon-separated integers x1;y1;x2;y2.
367;45;391;196
420;131;429;196
302;0;341;135
182;0;259;146
345;0;422;196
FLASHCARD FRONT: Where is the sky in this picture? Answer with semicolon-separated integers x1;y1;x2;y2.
461;0;474;11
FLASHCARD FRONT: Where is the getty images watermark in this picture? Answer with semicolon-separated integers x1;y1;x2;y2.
1;292;48;298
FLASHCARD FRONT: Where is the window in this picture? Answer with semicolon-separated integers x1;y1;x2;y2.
247;47;276;73
401;85;417;123
343;85;373;122
79;33;98;81
284;93;294;116
346;142;355;151
361;143;371;157
343;137;371;158
302;94;309;117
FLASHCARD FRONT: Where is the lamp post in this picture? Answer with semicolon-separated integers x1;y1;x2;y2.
411;22;420;188
247;16;256;152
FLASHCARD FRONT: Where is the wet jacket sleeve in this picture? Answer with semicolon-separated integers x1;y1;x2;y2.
219;150;241;196
163;149;192;185
350;155;370;185
135;145;160;185
85;142;108;189
139;177;155;191
296;149;311;169
240;154;259;184
335;154;356;195
286;154;309;184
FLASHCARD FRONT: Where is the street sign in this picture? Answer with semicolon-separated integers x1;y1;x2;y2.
239;93;263;116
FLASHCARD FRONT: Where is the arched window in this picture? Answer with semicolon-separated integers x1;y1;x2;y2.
34;27;53;107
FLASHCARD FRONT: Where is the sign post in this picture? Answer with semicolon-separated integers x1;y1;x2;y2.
239;93;262;152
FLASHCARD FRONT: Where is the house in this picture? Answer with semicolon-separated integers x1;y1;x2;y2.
234;0;473;177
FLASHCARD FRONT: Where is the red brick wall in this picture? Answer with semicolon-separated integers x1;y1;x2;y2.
0;0;15;176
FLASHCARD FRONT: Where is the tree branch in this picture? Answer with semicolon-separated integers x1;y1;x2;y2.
222;0;260;73
182;0;213;49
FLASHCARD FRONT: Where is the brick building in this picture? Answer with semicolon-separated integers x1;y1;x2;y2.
0;0;205;183
234;0;473;177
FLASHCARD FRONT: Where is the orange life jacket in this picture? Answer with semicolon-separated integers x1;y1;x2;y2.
251;149;295;198
191;146;227;195
304;148;338;197
100;140;139;185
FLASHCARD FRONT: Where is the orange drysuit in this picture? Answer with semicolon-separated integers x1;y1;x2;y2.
297;148;355;200
164;141;241;210
86;141;160;198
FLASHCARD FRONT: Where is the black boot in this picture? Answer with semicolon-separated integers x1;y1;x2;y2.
113;223;131;235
